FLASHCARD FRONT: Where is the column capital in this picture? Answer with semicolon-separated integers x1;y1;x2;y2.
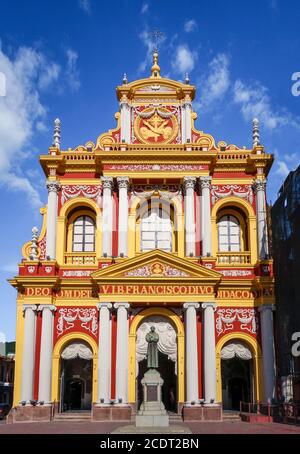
199;176;212;190
114;302;130;310
258;304;276;313
202;302;216;311
183;176;196;190
183;302;200;310
101;176;114;190
117;176;130;190
46;180;61;194
254;179;267;192
22;304;37;314
37;305;56;312
97;302;113;311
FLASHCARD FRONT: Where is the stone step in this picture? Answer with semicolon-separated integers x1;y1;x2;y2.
53;412;91;422
222;412;241;421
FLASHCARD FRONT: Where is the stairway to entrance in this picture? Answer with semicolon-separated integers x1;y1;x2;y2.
53;411;91;422
222;410;241;422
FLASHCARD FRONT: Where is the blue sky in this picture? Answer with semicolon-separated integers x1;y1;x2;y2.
0;0;300;340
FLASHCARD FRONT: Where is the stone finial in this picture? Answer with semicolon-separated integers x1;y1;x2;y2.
53;118;61;149
123;73;128;84
29;227;39;261
252;118;260;147
185;73;190;84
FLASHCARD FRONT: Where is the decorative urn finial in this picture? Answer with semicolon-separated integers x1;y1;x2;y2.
252;118;260;147
53;118;61;149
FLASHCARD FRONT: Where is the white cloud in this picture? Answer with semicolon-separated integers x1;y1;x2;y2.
184;19;197;33
276;160;290;177
199;53;230;108
0;45;62;207
138;30;155;74
78;0;91;14
172;44;197;74
65;48;80;92
233;79;298;131
141;3;149;14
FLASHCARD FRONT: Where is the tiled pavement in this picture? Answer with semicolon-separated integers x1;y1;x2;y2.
0;420;300;434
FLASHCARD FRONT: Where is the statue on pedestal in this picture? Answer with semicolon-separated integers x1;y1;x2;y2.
146;326;159;369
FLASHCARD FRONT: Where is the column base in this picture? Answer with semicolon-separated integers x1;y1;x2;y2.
182;404;222;421
92;403;132;422
6;404;54;423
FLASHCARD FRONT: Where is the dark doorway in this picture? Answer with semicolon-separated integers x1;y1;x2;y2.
60;357;92;412
137;351;177;413
221;357;253;410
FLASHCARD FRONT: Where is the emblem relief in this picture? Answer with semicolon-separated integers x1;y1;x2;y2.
134;106;179;144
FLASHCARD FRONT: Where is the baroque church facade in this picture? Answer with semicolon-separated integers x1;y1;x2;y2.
9;51;275;422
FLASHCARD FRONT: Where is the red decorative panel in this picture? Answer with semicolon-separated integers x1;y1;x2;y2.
215;307;260;344
33;311;42;401
132;106;181;144
54;307;99;344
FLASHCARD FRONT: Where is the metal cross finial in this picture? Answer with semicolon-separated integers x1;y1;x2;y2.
151;29;164;51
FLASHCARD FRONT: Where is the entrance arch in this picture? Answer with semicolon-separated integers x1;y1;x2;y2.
128;308;184;406
60;342;93;412
216;333;263;405
136;316;178;412
51;332;98;406
220;342;253;410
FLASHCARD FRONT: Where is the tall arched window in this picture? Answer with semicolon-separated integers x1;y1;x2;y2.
72;216;95;252
218;215;240;252
141;205;172;252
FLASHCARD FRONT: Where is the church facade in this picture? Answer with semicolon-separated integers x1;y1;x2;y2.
9;52;275;422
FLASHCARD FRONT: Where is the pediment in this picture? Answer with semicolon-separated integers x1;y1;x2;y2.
91;250;221;282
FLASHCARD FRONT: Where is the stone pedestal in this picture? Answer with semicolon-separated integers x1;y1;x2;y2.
6;404;54;423
92;404;131;421
136;369;169;427
183;403;222;421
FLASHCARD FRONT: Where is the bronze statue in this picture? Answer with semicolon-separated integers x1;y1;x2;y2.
146;326;159;369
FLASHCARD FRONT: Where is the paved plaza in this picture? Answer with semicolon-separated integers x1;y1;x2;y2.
0;420;300;434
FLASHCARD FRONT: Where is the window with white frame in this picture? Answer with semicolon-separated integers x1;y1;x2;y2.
141;206;172;252
72;216;95;252
218;215;241;252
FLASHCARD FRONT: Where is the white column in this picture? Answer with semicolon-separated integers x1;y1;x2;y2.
101;177;114;257
202;302;217;403
200;176;212;257
114;303;130;404
184;101;192;142
120;101;131;143
259;305;276;402
97;303;112;404
181;104;186;143
183;302;199;403
20;305;37;403
255;179;269;260
38;305;56;404
117;177;129;257
184;176;196;257
46;180;60;260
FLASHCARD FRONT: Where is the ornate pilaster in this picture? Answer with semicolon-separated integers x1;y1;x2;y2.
114;303;130;404
20;305;37;403
183;101;192;143
45;180;60;260
120;99;131;143
183;176;196;257
101;177;114;257
259;305;276;401
254;179;269;260
37;305;56;404
97;303;112;404
183;302;200;403
202;302;217;403
199;176;212;257
117;177;129;257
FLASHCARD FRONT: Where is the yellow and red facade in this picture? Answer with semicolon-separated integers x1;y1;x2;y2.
9;52;275;422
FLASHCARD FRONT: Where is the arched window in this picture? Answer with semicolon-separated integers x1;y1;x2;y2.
141;205;172;252
218;215;240;252
72;216;95;252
